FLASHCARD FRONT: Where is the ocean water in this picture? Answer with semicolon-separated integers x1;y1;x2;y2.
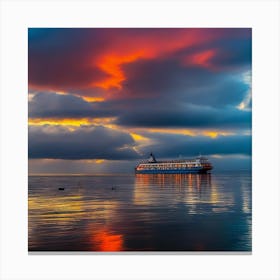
28;172;251;252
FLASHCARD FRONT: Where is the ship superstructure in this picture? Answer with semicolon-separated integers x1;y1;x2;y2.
135;153;212;174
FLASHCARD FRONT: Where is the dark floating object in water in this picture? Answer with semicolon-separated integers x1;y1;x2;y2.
58;187;64;191
111;187;116;190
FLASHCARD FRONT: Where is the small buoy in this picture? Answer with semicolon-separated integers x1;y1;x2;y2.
58;187;64;191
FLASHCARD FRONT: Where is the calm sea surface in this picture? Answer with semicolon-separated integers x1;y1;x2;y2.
28;172;251;252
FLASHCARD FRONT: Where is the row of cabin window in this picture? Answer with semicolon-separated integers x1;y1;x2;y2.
138;164;200;169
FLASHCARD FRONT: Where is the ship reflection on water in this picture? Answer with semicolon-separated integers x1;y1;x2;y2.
135;173;212;189
28;172;251;252
134;173;212;206
133;173;235;214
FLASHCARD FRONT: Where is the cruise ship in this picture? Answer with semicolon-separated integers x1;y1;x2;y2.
135;153;213;174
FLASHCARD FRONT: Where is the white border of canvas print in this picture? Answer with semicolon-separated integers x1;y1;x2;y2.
1;0;279;279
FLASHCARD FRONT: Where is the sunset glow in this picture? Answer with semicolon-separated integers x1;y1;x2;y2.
28;28;252;174
94;52;144;89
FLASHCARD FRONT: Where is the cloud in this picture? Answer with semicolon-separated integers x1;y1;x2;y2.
28;28;251;130
29;92;115;118
28;125;139;160
28;28;251;92
115;103;251;129
175;32;251;71
28;28;252;167
110;57;251;129
121;57;250;105
209;37;252;69
137;132;251;158
28;124;251;161
28;28;110;91
28;81;251;130
28;158;139;174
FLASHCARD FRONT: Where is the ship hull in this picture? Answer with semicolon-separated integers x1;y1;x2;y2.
135;168;210;174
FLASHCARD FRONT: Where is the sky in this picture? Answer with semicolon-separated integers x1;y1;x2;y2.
28;28;252;174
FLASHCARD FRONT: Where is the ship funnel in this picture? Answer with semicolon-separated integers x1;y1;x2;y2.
148;153;157;163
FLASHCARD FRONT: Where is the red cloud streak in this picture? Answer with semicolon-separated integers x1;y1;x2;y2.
29;28;250;96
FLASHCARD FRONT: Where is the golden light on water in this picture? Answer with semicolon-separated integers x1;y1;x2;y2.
28;193;119;225
28;194;84;225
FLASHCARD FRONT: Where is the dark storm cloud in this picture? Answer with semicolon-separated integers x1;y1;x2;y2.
174;34;252;70
28;125;251;161
28;28;110;90
116;103;251;129
112;57;251;129
28;125;139;160
28;89;251;130
29;92;115;118
139;133;251;158
29;87;251;129
209;37;252;68
122;58;249;107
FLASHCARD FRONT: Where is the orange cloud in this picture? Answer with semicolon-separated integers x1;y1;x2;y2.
93;52;144;89
183;49;216;68
90;29;220;90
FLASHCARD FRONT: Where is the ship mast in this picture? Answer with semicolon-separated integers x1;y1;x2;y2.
148;153;157;163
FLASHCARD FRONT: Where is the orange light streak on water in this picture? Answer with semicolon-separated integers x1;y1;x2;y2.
91;228;123;251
